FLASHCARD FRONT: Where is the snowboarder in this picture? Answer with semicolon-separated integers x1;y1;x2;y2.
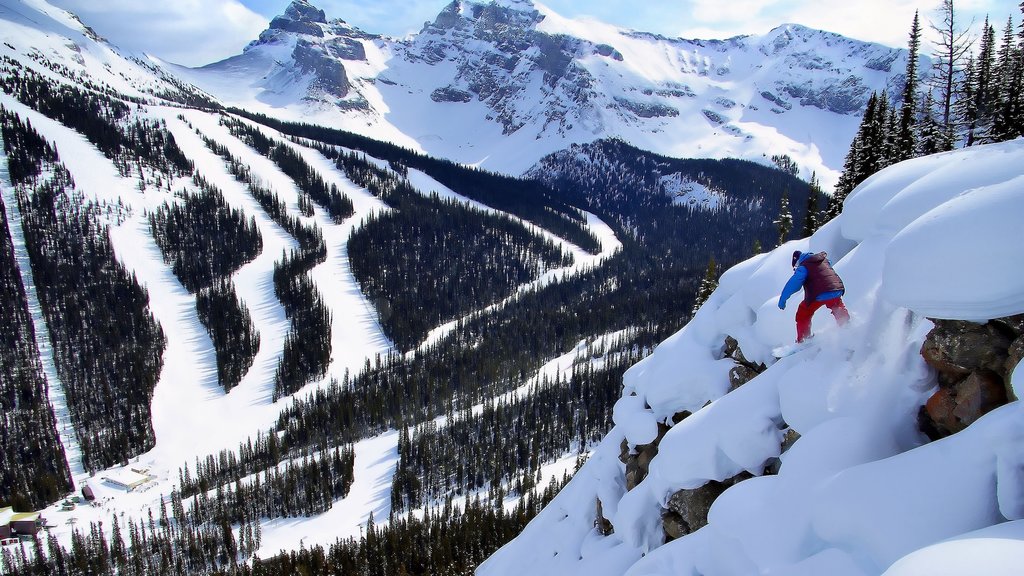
778;250;850;343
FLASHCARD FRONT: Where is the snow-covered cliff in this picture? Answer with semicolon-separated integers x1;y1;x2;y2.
478;140;1024;576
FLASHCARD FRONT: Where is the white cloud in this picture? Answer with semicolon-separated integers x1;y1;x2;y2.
48;0;268;67
671;0;1003;48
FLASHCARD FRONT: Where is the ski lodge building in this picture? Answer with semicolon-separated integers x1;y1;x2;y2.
0;506;44;538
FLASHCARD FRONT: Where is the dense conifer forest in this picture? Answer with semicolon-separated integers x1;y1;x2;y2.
0;60;193;179
391;345;640;512
150;178;262;391
338;150;574;350
194;279;261;393
202;136;332;399
0;182;71;510
221;118;354;223
1;111;166;473
149;180;262;294
0;470;568;576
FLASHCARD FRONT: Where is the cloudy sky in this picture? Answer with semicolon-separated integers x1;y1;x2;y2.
48;0;1007;67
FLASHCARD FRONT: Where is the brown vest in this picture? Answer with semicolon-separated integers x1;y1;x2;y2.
801;253;844;303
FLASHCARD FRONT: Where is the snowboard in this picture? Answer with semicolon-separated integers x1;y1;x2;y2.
771;338;815;358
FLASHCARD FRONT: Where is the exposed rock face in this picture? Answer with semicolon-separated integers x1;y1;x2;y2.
662;472;753;541
284;0;327;23
270;1;327;37
723;336;766;391
432;86;474;103
595;497;614;536
919;314;1024;439
407;0;600;135
620;421;671;491
612;335;777;542
293;40;349;97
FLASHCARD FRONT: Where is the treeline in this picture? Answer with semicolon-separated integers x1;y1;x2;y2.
149;176;262;391
1;471;569;576
202;136;330;400
2;112;165;473
831;5;1024;214
228;107;602;253
149;178;262;294
221;116;354;223
0;58;192;178
195;280;260;392
184;444;355;525
339;149;573;350
243;481;569;576
0;187;71;510
392;345;640;512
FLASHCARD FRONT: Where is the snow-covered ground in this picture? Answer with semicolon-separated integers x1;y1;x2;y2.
478;139;1024;576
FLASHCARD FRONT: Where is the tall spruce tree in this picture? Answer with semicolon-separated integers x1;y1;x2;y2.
774;191;793;247
691;257;718;315
965;18;998;144
990;16;1023;141
898;11;922;161
802;172;823;237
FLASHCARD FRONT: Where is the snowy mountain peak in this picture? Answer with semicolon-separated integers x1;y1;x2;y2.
178;0;919;185
282;0;327;24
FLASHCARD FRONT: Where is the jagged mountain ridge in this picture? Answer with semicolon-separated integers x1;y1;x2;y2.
179;0;920;185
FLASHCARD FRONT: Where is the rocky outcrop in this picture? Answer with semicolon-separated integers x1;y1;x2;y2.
620;420;672;491
919;314;1024;439
612;335;774;542
723;336;766;391
292;40;349;97
662;472;753;541
595;497;614;536
269;1;327;38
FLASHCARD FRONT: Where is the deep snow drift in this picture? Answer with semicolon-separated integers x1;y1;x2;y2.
478;140;1024;576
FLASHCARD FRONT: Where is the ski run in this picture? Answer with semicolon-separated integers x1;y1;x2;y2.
0;93;621;556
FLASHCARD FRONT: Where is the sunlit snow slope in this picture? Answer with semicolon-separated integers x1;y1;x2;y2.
478;140;1024;576
179;0;915;189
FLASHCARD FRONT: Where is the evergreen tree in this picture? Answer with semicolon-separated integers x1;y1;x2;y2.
897;11;922;161
990;16;1023;141
691;257;719;315
917;92;946;155
802;172;823;237
773;191;792;247
963;18;997;145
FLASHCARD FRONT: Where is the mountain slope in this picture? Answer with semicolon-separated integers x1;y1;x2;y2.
179;0;918;187
478;140;1024;575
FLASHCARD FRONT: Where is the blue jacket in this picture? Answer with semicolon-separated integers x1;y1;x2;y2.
778;252;843;309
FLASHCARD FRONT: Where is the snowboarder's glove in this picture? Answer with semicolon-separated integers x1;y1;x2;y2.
778;300;786;310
